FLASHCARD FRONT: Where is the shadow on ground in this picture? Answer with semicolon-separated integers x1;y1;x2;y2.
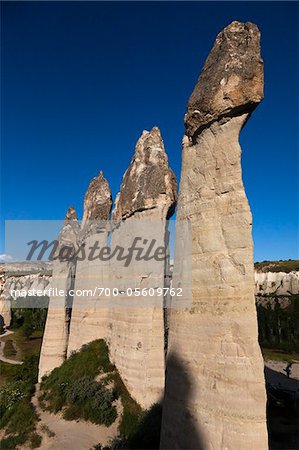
265;366;299;449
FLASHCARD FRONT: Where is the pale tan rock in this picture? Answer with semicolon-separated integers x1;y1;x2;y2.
0;266;11;327
161;21;268;450
255;270;299;296
67;171;112;355
38;207;79;381
108;127;177;409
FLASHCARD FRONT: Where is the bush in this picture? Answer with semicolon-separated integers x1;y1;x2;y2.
0;352;40;449
65;376;99;404
23;322;34;339
0;400;40;450
40;340;118;426
40;339;162;449
29;432;42;449
63;375;117;426
3;339;17;358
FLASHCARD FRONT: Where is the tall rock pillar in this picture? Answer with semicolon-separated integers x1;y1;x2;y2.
38;207;79;381
0;266;11;328
108;127;177;409
67;171;112;355
161;22;268;449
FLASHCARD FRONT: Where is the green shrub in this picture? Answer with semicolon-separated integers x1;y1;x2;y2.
29;432;42;449
3;339;17;358
40;339;162;449
65;375;99;404
23;321;34;339
40;340;117;427
0;381;27;416
0;352;40;449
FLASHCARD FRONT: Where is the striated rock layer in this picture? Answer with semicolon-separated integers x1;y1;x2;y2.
108;127;177;409
0;266;11;327
38;207;79;381
161;22;268;449
255;271;299;296
67;171;112;355
1;262;52;328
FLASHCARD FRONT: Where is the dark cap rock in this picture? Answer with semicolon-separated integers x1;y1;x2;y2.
55;206;80;259
185;21;264;139
83;171;112;222
113;127;177;221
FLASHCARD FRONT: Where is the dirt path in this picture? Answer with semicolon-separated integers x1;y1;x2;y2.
32;384;121;450
0;330;23;365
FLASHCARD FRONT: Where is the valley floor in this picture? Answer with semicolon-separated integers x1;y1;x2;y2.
31;384;121;450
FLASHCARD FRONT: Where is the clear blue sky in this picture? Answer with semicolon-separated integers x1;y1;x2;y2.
1;1;298;262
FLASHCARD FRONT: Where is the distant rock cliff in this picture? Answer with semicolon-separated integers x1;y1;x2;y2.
255;268;299;297
254;260;299;310
2;262;298;319
0;262;52;326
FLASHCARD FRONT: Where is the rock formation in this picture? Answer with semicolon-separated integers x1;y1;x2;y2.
5;261;296;302
160;21;268;449
2;262;52;296
0;266;11;327
38;206;79;381
108;127;177;408
67;171;112;354
255;270;299;296
0;261;52;328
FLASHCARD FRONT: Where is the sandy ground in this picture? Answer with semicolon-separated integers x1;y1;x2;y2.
0;330;23;365
31;384;121;450
0;331;121;449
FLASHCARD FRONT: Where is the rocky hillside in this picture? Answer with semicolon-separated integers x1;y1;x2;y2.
0;262;52;327
255;260;299;273
254;261;299;354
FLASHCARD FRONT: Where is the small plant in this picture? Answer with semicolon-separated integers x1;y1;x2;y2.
40;340;118;426
40;424;55;437
0;353;40;449
29;432;42;449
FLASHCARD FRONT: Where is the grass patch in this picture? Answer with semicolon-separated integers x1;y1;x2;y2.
0;309;46;448
93;403;163;450
40;340;118;426
3;339;17;358
104;371;142;438
1;327;43;362
0;361;21;385
39;339;161;448
0;354;41;449
262;348;299;363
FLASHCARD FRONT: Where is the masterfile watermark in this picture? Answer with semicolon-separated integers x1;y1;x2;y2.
10;286;183;300
26;236;167;266
4;219;192;309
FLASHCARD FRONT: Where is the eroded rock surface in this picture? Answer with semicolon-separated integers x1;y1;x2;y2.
67;171;112;355
38;207;79;381
185;21;264;139
113;127;176;221
0;267;10;327
161;21;268;450
108;127;177;409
